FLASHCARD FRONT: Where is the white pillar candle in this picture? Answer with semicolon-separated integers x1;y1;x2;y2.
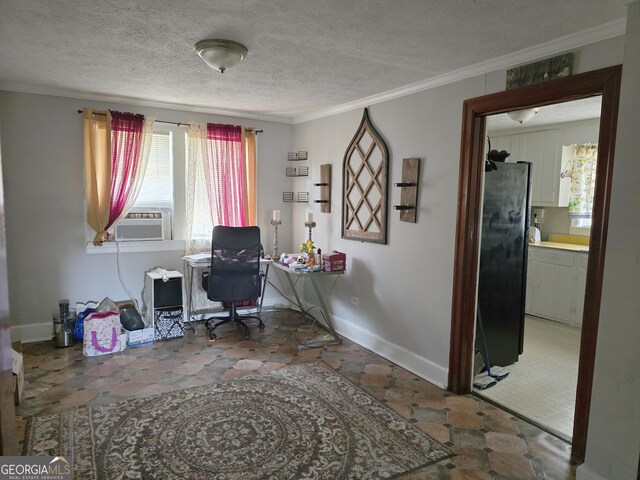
272;210;281;222
306;212;313;223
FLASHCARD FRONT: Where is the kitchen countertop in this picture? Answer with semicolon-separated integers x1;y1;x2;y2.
529;241;589;253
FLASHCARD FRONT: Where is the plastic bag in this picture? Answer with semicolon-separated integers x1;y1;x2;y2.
74;307;95;341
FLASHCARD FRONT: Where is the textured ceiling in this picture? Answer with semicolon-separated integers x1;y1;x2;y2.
0;1;626;120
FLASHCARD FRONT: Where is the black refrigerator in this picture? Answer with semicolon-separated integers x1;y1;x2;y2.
477;161;532;367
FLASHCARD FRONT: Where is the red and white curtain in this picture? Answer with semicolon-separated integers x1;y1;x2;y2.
83;109;154;245
186;122;247;253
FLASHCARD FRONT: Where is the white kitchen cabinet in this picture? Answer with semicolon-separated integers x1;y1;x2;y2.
525;247;588;327
491;130;561;206
530;261;557;318
531;130;561;207
489;119;600;208
553;263;577;322
573;253;588;325
525;251;537;313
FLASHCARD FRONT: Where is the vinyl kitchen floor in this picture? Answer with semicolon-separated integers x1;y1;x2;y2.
16;309;579;479
476;316;581;440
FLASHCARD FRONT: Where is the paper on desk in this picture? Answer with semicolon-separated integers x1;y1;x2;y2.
183;253;211;263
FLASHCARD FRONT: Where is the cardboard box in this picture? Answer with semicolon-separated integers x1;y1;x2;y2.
12;348;24;405
127;327;154;347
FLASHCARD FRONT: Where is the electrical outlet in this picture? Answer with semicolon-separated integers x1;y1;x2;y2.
351;296;359;306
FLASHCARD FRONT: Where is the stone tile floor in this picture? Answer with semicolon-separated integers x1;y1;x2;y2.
16;309;578;479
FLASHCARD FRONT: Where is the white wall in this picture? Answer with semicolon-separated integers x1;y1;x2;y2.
0;92;294;341
578;2;640;479
292;37;624;388
294;78;483;385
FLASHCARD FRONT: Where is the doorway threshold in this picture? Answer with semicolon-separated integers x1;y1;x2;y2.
472;391;572;444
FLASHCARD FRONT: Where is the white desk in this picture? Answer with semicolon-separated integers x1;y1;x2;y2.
270;262;343;347
183;256;271;331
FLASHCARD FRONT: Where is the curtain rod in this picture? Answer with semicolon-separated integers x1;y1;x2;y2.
76;110;263;132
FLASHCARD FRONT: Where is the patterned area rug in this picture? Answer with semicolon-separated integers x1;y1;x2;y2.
24;362;451;479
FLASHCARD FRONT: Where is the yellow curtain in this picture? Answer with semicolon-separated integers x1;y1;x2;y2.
243;128;257;226
83;108;112;245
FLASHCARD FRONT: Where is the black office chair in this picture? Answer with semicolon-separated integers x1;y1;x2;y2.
202;226;265;341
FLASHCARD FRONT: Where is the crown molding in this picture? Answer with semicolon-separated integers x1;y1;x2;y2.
0;83;294;125
292;18;626;124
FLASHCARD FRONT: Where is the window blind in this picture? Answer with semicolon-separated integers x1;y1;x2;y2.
134;132;173;207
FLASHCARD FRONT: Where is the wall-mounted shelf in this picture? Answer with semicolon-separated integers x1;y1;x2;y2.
286;166;309;177
313;164;331;213
287;151;308;161
284;153;309;201
393;157;420;223
283;192;309;203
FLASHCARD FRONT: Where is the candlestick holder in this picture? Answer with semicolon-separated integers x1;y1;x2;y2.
271;219;282;258
304;221;316;243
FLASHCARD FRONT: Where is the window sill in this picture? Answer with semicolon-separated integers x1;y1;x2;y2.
86;240;186;255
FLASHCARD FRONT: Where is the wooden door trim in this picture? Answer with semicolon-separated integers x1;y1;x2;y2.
448;65;622;460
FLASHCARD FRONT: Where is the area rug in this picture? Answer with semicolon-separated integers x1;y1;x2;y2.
24;362;452;479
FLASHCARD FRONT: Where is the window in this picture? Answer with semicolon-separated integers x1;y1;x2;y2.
571;217;592;228
185;124;257;253
133;132;173;209
85;121;185;251
569;216;592;236
189;151;214;241
84;114;256;253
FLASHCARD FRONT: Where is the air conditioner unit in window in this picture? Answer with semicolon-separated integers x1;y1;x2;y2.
115;212;164;241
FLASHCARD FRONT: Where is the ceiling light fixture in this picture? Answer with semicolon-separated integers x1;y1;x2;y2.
195;39;248;74
507;108;540;124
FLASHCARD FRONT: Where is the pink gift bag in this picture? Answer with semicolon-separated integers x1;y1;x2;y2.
83;310;126;357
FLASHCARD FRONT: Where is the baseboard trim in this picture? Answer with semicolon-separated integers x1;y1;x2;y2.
576;464;608;480
11;322;52;343
332;312;448;388
13;299;292;345
14;304;449;389
577;462;637;480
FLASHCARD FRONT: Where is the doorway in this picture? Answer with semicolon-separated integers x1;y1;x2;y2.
474;97;601;441
0;131;18;455
448;66;622;460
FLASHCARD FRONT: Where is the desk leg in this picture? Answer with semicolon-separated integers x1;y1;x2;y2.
279;268;305;311
309;275;341;343
258;262;270;314
275;267;341;346
184;261;197;332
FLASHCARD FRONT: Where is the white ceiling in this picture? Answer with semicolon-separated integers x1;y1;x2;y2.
487;96;603;132
0;1;627;122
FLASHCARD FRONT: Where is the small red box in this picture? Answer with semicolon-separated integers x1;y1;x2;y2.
322;251;346;272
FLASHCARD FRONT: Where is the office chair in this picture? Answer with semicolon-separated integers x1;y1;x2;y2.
202;226;265;341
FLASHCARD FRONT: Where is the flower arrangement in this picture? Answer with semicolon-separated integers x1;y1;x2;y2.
300;239;314;256
299;239;319;268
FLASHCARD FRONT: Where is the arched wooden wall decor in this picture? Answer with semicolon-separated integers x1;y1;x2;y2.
342;108;389;243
